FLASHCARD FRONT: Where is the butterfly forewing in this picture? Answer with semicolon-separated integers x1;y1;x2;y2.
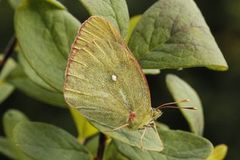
64;39;152;129
73;16;124;50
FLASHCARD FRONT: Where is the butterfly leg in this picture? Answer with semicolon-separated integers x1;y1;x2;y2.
112;123;129;131
104;123;129;133
152;122;158;133
140;127;147;149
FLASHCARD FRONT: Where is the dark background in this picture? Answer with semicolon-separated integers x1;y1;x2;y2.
0;0;239;159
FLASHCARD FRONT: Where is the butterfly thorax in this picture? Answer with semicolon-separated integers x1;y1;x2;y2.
152;108;162;120
127;109;162;130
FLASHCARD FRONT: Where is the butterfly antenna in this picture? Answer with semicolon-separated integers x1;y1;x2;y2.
156;99;197;110
157;105;196;110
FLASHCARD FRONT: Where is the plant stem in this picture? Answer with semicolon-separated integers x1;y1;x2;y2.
95;133;107;160
0;35;17;72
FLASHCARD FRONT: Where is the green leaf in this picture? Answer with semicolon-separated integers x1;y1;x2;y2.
93;122;163;151
0;56;16;80
115;127;213;160
84;135;129;160
3;109;29;139
0;137;16;159
207;144;228;160
104;141;128;160
128;14;160;77
143;69;160;75
70;108;98;142
128;15;160;75
155;123;170;131
3;109;32;160
15;0;80;92
13;122;92;160
0;55;15;104
8;0;21;9
0;82;14;104
80;0;129;38
84;134;99;157
128;0;228;71
126;15;141;42
7;64;66;107
18;49;57;92
166;74;204;135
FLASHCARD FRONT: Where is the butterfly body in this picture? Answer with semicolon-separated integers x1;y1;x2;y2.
126;109;162;130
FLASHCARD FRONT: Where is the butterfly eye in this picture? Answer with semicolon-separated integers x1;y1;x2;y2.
111;74;117;81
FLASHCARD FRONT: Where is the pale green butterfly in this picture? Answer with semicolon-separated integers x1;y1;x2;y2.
63;16;189;151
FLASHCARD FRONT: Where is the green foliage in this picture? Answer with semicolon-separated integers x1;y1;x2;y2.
104;142;128;160
80;0;129;39
93;122;163;151
0;82;14;103
14;122;92;160
114;125;213;160
3;109;29;138
70;108;98;142
0;56;15;104
207;144;228;160
126;15;141;42
84;135;99;157
15;0;80;92
3;109;32;160
143;69;160;75
0;0;229;159
128;0;228;70
166;74;204;135
127;15;161;75
7;65;66;107
8;0;21;9
0;137;16;159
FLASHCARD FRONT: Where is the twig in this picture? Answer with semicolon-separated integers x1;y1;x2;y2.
95;133;107;160
0;35;17;72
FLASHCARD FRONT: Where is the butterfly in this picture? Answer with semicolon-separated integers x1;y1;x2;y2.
63;16;192;151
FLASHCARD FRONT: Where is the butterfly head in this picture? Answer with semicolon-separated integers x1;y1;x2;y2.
152;108;162;120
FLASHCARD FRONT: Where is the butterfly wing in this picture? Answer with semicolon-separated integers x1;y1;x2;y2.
64;39;151;129
64;16;163;151
72;16;124;49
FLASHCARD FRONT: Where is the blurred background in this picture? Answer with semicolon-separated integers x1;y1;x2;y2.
0;0;239;159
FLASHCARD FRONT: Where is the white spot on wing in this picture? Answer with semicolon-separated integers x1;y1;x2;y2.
111;74;117;81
